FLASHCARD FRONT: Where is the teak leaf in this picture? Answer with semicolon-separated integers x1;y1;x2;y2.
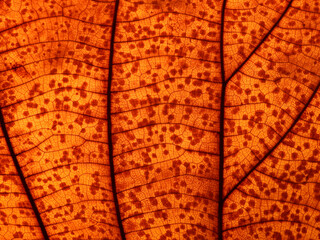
0;0;319;239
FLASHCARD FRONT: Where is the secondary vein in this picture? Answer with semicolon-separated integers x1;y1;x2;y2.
218;0;227;239
107;0;126;239
0;108;49;239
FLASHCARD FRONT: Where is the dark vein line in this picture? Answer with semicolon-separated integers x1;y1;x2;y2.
223;80;320;202
0;15;110;35
34;184;113;200
116;11;221;24
41;199;118;214
111;103;220;115
122;207;216;221
218;0;227;239
125;222;217;234
107;0;126;239
0;109;49;239
224;219;319;232
113;55;220;65
0;57;108;73
113;143;218;160
225;0;294;84
25;162;110;179
114;34;220;44
118;176;219;195
0;39;109;56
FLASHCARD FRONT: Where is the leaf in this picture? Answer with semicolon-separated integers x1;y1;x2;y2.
0;0;319;239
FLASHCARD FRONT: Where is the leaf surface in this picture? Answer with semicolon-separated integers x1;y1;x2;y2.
0;0;320;239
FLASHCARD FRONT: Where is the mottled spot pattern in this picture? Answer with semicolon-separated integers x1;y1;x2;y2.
0;0;119;239
224;1;320;239
224;0;290;79
0;0;320;239
113;0;222;239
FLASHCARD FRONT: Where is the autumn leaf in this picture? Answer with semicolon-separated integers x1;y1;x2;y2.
0;0;319;239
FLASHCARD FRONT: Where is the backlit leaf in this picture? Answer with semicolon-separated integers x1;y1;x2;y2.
0;0;319;239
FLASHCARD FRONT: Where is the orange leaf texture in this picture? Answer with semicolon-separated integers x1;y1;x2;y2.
0;0;320;239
